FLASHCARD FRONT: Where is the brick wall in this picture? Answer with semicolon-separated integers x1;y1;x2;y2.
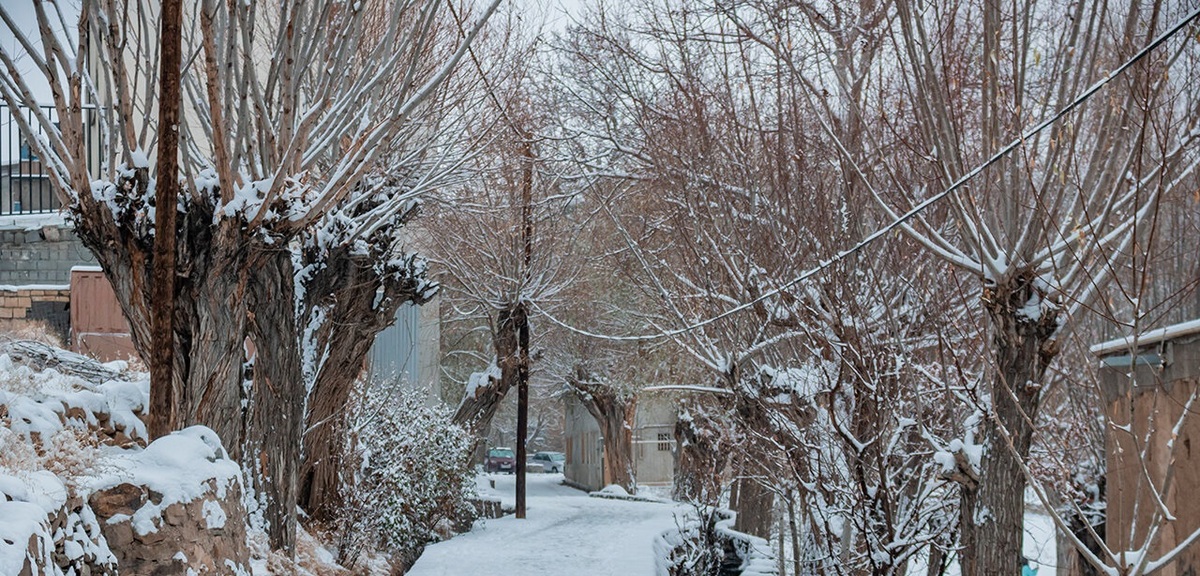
0;286;71;343
0;223;97;285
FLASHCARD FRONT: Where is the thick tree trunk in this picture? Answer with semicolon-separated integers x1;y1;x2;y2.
245;245;305;553
730;370;779;541
452;303;525;438
568;367;636;493
73;179;433;555
599;399;635;492
673;405;730;504
298;244;432;524
730;459;774;539
959;275;1059;576
74;185;249;456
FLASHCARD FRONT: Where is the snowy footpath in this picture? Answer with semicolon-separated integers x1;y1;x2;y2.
407;474;687;576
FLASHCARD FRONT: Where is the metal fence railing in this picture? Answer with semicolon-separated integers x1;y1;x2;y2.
1;104;103;216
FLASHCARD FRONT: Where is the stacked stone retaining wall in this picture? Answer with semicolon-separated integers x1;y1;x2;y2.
0;286;71;344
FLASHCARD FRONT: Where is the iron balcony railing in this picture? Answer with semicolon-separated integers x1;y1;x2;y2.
1;104;104;216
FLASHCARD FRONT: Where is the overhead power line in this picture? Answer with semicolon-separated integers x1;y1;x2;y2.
536;5;1200;342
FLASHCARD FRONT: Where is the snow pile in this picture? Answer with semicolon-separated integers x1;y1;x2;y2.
0;471;117;576
598;484;630;497
86;425;241;537
0;347;250;574
0;350;146;575
0;351;149;449
590;484;673;503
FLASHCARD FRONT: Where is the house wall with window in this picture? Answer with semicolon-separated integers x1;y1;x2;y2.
563;390;678;492
633;393;677;486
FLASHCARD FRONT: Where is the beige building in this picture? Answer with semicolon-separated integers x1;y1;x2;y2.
563;391;678;492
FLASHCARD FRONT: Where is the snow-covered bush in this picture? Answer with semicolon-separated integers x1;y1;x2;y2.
335;383;475;569
659;502;727;576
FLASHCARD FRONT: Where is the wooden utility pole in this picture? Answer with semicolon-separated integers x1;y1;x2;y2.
149;0;182;439
515;135;534;519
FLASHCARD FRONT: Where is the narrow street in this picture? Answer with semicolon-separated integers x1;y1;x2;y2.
406;474;687;576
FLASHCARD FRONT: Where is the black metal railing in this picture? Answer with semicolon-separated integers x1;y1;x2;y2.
1;104;104;216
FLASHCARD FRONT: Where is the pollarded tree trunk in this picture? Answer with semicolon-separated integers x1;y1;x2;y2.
567;366;637;493
673;404;732;504
959;273;1059;576
730;369;779;541
452;303;526;438
730;458;774;539
245;244;305;552
599;398;635;492
298;243;434;524
73;174;250;456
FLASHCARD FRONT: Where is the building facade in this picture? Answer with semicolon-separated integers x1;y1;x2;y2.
563;390;678;492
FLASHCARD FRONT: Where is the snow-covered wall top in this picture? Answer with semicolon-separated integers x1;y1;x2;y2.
1090;318;1200;356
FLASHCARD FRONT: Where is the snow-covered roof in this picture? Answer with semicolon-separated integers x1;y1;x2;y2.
1090;318;1200;356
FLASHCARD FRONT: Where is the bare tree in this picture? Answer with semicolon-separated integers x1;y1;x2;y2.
549;3;966;566
0;0;500;552
875;2;1200;573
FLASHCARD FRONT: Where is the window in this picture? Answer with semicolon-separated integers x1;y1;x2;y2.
657;432;672;452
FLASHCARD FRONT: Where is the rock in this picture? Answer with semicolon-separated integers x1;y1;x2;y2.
17;497;119;576
162;502;187;527
91;478;251;575
89;483;146;518
103;523;134;551
132;526;165;546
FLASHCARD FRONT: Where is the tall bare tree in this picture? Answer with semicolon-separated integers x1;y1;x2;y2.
877;2;1200;573
0;0;500;552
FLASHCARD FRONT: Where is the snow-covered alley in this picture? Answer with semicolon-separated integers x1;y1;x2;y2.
406;473;687;576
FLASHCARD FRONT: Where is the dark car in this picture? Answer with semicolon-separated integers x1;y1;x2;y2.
530;451;566;473
485;447;516;473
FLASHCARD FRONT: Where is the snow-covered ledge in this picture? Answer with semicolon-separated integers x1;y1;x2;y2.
1090;318;1200;356
0;212;71;231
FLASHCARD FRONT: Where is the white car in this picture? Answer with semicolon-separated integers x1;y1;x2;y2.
529;451;566;473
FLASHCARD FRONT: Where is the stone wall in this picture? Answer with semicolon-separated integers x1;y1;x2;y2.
0;222;95;285
0;286;71;344
89;480;251;575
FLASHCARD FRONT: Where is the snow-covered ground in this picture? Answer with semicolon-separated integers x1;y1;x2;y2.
906;500;1058;575
407;473;688;576
1023;505;1057;574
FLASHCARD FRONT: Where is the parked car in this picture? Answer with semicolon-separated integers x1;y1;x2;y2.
529;451;566;473
485;447;516;474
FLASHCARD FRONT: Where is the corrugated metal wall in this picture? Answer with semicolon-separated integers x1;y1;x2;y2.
369;301;422;387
